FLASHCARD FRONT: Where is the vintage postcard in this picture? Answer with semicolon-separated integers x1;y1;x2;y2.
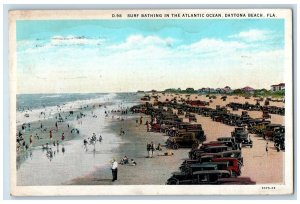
9;9;293;196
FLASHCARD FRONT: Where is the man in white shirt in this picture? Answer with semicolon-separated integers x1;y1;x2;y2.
111;159;118;181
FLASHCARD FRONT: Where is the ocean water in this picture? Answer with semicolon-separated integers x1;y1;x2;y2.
16;93;109;110
17;92;142;111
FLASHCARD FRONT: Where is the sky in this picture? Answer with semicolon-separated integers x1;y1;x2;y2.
16;19;285;93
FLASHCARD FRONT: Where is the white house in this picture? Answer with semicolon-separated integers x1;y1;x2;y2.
271;83;285;92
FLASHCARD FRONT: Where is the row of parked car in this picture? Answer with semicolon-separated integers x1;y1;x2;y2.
130;104;207;149
226;102;285;116
157;101;285;152
166;135;256;185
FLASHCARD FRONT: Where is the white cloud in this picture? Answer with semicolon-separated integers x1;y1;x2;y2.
110;35;175;50
229;29;273;42
17;34;284;93
181;38;247;54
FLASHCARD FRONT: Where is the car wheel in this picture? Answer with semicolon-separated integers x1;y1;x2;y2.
173;144;179;150
167;179;178;185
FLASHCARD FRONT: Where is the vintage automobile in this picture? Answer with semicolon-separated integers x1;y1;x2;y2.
262;110;271;119
231;127;253;148
273;126;285;151
247;120;271;134
189;145;231;159
188;114;197;122
177;109;184;115
262;124;283;141
200;140;238;151
140;95;151;101
167;124;206;142
166;132;200;149
195;150;244;165
217;177;256;185
221;96;227;101
166;170;231;185
264;100;270;106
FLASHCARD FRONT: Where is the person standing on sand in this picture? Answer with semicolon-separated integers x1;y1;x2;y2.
140;116;143;125
150;142;155;158
266;142;269;155
55;122;58;131
29;135;33;146
61;132;65;142
111;159;118;182
49;130;53;140
147;143;151;157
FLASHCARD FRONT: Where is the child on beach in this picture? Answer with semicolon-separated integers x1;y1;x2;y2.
120;156;129;165
61;133;65;141
130;159;137;166
156;143;162;151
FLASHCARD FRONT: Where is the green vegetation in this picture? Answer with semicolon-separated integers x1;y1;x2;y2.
163;88;284;98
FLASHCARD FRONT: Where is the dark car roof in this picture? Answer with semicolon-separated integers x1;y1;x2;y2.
190;163;218;168
218;150;242;155
204;145;228;149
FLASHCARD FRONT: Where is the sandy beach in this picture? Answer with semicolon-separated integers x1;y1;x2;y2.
16;92;285;185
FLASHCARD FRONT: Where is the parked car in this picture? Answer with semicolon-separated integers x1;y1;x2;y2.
200;140;238;150
231;127;253;148
166;132;200;149
189;145;231;159
262;124;283;141
166;170;231;185
248;120;271;134
273;126;285;151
